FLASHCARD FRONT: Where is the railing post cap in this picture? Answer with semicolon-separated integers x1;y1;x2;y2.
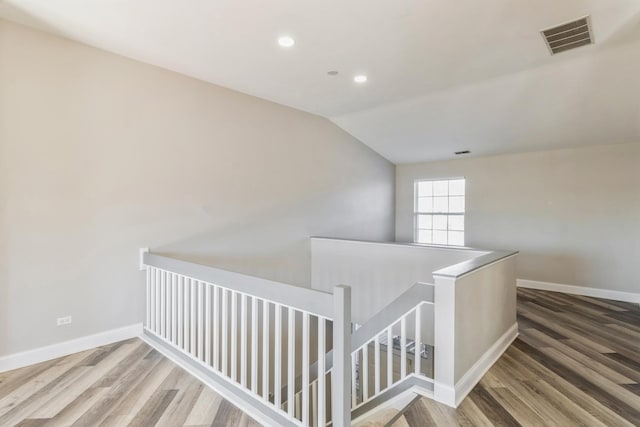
139;247;150;271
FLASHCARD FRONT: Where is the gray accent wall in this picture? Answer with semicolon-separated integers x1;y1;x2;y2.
396;143;640;294
0;19;395;357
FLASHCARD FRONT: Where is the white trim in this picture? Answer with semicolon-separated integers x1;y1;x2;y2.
0;323;143;373
433;382;456;407
444;252;518;280
452;323;518;407
517;279;640;304
139;247;149;270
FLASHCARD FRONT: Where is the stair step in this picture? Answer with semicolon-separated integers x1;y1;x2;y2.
352;392;421;427
383;395;421;427
353;408;400;427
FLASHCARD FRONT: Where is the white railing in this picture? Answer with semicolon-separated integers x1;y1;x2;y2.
142;253;351;427
291;283;435;419
351;300;433;409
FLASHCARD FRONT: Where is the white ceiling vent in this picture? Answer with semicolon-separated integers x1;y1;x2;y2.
541;16;594;55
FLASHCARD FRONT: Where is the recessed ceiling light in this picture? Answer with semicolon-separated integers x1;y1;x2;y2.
278;36;295;48
354;75;367;83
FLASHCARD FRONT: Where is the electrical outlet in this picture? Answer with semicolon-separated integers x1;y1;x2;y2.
57;316;72;326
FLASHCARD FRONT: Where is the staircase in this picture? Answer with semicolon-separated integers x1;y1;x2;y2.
140;251;435;426
139;242;519;425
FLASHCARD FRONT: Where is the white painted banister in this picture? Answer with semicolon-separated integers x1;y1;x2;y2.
317;318;326;427
142;251;437;426
144;253;333;318
349;300;433;411
142;252;349;427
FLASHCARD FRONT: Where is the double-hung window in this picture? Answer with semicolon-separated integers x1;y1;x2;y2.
414;178;465;246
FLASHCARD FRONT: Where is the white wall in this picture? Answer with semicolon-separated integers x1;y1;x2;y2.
0;19;395;357
311;238;485;323
452;257;517;382
396;143;640;294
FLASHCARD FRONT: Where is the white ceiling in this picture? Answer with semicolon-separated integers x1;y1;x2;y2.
1;0;640;163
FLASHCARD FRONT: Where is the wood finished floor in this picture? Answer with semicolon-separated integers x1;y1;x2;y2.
0;339;259;426
1;288;639;426
364;288;640;427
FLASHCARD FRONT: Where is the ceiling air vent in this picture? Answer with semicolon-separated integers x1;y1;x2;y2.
541;16;594;55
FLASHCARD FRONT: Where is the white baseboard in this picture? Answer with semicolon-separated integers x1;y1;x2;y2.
0;323;143;373
453;323;519;407
433;382;456;407
517;279;640;304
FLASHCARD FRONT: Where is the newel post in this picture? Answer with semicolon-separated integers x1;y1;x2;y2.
332;285;351;427
433;274;457;406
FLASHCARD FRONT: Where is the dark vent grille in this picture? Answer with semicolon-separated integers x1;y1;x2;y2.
541;16;593;55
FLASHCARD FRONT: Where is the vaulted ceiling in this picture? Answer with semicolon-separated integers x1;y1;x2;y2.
1;0;639;163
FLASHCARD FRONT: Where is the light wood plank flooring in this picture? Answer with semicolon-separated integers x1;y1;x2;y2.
0;339;259;426
2;288;639;426
361;288;640;426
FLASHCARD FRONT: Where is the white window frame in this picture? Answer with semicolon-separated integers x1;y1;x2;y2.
413;177;466;246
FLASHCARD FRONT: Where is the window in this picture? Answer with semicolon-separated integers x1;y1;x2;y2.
414;178;465;246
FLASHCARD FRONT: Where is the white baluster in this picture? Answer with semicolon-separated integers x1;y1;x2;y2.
171;274;177;343
387;326;393;388
262;300;270;401
351;352;357;407
190;279;197;357
287;307;295;418
415;304;421;376
145;267;151;328
400;317;407;378
184;276;190;352
156;269;161;334
274;304;282;409
197;281;204;360
149;268;154;331
231;291;238;381
160;270;166;338
317;318;326;427
205;284;212;366
241;294;248;387
302;312;310;425
374;335;381;394
178;275;184;349
184;278;189;351
251;297;258;393
363;343;369;401
166;273;171;341
213;286;219;371
222;289;228;376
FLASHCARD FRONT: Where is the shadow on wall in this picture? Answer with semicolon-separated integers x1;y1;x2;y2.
0;7;83;356
152;196;386;289
0;2;72;38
